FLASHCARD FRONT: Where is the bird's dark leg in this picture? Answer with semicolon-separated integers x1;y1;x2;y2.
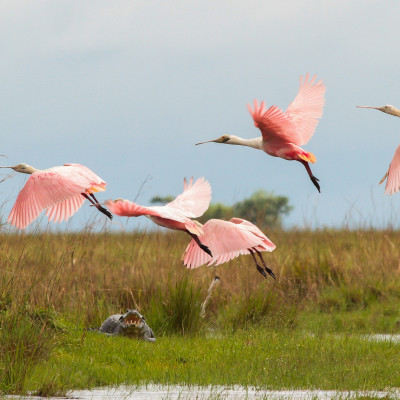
299;160;320;193
255;250;276;280
81;193;96;205
89;193;101;204
188;232;213;257
81;193;113;220
90;193;113;219
249;249;268;279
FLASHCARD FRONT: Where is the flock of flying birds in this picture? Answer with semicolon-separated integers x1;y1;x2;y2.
2;74;400;279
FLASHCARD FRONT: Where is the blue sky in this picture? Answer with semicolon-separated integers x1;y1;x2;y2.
1;0;400;231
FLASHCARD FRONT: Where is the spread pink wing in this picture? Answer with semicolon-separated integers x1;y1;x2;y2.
45;195;85;223
8;169;91;229
382;144;400;195
285;74;325;145
63;163;107;192
229;218;276;251
105;199;203;235
165;177;211;218
247;74;325;146
107;177;211;221
247;101;298;143
105;199;192;223
183;218;275;269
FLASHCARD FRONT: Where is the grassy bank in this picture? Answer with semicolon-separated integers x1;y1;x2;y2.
1;228;400;395
29;328;400;391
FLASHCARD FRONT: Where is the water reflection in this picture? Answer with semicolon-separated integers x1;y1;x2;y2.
10;385;400;399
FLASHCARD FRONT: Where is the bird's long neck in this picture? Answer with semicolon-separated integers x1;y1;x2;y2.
18;165;41;174
24;167;40;174
228;136;262;150
390;108;400;117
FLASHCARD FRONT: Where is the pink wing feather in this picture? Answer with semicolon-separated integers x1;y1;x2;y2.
247;74;325;146
65;163;107;191
106;199;166;219
382;144;400;195
285;74;326;145
229;218;276;250
45;195;85;223
183;218;276;269
165;177;211;218
106;177;211;221
105;199;203;235
8;164;107;229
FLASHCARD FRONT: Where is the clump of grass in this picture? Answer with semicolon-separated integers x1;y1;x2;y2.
221;285;278;330
0;303;56;394
220;282;299;332
147;274;204;336
31;374;68;398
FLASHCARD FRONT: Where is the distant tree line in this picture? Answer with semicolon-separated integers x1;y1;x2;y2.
151;189;293;230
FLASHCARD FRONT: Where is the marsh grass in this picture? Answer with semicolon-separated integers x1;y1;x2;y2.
1;227;400;393
3;229;400;320
0;301;56;394
147;274;204;336
26;328;400;390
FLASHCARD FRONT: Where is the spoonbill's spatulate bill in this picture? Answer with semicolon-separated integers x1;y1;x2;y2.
0;163;112;229
196;74;325;192
357;105;400;195
106;177;213;256
183;217;276;279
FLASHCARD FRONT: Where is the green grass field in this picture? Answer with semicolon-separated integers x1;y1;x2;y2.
1;228;400;396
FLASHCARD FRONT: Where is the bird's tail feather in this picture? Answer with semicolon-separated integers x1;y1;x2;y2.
298;151;316;163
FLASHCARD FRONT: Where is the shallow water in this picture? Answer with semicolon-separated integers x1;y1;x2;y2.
365;334;400;342
9;386;400;399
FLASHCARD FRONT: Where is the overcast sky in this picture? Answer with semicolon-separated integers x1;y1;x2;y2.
1;0;400;231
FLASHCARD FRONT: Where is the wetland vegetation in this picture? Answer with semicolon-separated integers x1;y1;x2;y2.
1;228;400;396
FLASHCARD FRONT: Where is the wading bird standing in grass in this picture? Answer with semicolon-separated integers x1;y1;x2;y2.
357;105;400;195
0;163;112;229
183;217;276;280
106;177;213;256
196;74;325;192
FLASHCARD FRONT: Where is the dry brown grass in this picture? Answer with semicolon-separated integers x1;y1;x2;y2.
1;228;400;327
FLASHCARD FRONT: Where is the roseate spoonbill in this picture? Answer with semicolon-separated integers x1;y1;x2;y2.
357;105;400;195
196;74;325;192
105;177;213;256
0;163;112;229
183;217;276;280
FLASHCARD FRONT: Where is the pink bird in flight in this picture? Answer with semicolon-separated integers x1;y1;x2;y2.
183;217;276;279
0;163;112;229
196;74;326;192
357;104;400;195
105;177;213;256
